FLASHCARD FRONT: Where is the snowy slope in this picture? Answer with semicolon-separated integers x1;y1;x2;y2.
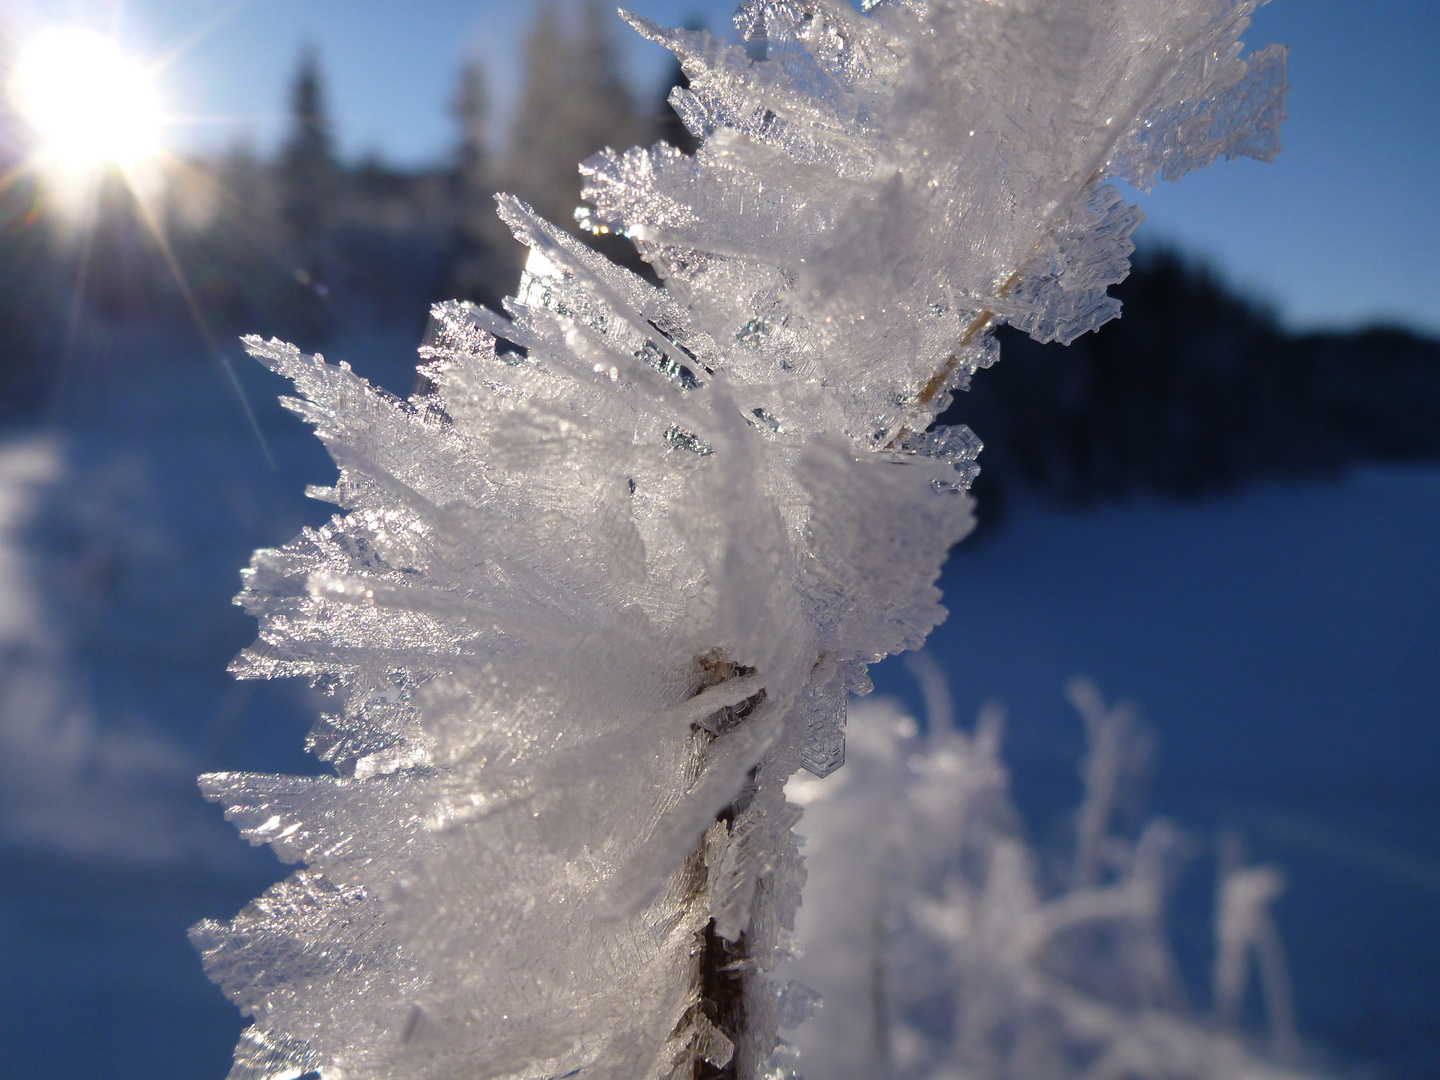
869;471;1440;1076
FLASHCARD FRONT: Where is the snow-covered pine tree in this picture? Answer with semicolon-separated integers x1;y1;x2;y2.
192;2;1287;1078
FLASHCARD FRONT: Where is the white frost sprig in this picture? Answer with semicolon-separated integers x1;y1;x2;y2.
192;2;1285;1078
784;678;1313;1080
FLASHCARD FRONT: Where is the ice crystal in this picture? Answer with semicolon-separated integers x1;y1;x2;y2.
783;679;1316;1080
193;3;1285;1078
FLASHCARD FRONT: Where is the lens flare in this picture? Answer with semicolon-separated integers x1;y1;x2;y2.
10;26;163;171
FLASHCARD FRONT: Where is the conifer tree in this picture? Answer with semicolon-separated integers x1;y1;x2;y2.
504;1;643;232
454;59;488;192
445;58;514;306
277;46;340;334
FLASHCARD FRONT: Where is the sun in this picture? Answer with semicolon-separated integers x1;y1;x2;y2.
10;26;164;172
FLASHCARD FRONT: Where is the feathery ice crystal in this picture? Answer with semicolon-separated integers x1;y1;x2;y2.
191;2;1286;1077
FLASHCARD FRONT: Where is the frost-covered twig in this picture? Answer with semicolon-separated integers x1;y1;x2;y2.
783;685;1314;1080
192;3;1286;1078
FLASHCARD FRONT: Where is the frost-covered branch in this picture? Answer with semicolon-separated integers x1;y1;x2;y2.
192;2;1286;1078
784;685;1315;1080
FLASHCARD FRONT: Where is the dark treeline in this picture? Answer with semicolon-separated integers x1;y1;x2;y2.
2;0;1438;512
944;250;1440;522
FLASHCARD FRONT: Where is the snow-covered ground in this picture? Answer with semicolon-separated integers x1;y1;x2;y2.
868;470;1440;1078
0;345;1435;1078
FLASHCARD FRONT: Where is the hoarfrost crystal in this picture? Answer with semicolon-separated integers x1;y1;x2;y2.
192;2;1285;1077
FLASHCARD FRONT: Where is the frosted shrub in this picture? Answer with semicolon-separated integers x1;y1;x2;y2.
192;2;1286;1077
783;675;1314;1080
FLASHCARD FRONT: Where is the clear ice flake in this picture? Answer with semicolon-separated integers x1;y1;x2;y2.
195;3;1286;1078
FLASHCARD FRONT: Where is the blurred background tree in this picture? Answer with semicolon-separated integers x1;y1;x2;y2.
444;57;513;308
506;1;643;231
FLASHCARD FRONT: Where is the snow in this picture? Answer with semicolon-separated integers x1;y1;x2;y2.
870;472;1440;1075
0;437;226;864
784;463;1440;1076
0;440;59;642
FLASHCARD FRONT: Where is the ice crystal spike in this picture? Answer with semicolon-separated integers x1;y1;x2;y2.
196;3;1285;1078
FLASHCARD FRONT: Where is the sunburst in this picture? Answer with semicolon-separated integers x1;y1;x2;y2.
11;25;163;172
5;15;271;463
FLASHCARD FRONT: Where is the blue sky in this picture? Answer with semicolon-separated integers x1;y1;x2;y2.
8;0;1438;334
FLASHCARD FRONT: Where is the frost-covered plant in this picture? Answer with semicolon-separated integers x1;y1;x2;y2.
191;2;1286;1078
783;676;1312;1080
